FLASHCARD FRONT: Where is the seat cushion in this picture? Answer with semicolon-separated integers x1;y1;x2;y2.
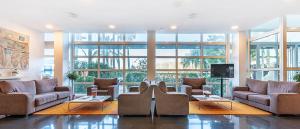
35;79;57;94
248;95;270;106
55;92;70;99
0;80;36;94
183;78;206;89
246;78;268;94
233;91;259;99
35;93;57;106
192;89;203;95
268;81;300;94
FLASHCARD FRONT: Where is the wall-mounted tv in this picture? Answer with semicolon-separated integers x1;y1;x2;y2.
211;64;234;78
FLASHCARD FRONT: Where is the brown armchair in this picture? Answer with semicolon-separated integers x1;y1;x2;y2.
180;78;206;100
87;78;119;101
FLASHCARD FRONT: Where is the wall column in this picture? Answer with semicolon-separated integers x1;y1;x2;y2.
147;30;156;80
54;31;69;86
280;16;287;81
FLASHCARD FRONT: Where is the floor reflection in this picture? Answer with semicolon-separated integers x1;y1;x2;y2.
0;115;300;129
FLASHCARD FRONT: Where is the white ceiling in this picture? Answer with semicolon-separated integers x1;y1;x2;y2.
0;0;299;33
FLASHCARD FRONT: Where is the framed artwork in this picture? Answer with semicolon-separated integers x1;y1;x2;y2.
0;27;29;69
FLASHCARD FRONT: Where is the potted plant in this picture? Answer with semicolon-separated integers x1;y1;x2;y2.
66;71;80;92
293;73;300;82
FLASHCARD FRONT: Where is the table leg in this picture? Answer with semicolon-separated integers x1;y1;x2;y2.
230;102;232;110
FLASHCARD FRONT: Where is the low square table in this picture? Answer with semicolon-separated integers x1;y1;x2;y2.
192;95;233;110
68;96;111;111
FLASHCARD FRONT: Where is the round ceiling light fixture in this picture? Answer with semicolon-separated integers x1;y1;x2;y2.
45;24;54;30
108;25;116;29
170;25;177;30
231;25;239;30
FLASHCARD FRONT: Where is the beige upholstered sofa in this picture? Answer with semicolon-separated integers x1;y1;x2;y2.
233;78;300;115
180;78;206;100
0;79;70;116
87;78;119;100
154;82;189;115
118;82;153;116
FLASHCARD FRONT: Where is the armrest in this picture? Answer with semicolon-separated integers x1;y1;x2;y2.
233;86;249;91
54;86;70;92
180;85;192;96
270;93;300;114
0;92;35;115
118;93;143;102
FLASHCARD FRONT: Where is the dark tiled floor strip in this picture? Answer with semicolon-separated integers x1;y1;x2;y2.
0;115;300;129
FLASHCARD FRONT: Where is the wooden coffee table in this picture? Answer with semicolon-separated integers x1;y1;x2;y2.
68;96;111;111
192;95;233;110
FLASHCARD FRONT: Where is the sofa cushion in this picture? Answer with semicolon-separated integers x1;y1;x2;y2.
233;91;259;99
55;92;70;99
35;93;57;106
158;81;167;93
268;81;300;94
248;95;270;106
183;78;206;89
192;89;203;95
246;78;268;94
140;81;149;94
0;81;36;94
94;78;117;89
35;79;57;94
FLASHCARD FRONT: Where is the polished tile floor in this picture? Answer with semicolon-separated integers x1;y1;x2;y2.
0;115;300;129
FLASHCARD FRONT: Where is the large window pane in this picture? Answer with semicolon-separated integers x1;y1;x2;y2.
100;71;122;79
251;70;279;81
203;45;226;56
156;34;176;42
156;45;176;56
99;58;123;70
179;71;201;78
156;58;176;69
125;33;147;42
203;58;226;69
287;32;300;68
203;34;225;42
178;34;200;42
125;71;147;83
178;58;201;69
287;71;300;82
250;18;280;38
155;71;176;83
100;45;123;56
125;45;147;56
74;33;89;42
74;58;98;69
178;45;200;56
125;58;147;69
74;45;98;56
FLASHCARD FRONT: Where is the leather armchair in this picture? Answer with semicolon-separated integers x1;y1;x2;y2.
87;78;119;101
180;78;206;100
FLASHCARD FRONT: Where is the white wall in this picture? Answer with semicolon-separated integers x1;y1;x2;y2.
0;21;44;80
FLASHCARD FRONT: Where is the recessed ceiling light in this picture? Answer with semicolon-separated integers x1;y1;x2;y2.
170;25;177;30
45;24;54;29
108;25;116;29
231;25;239;30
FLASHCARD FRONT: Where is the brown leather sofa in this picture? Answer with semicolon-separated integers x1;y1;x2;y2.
233;78;300;115
118;82;153;116
154;81;189;115
87;78;119;101
180;78;206;100
0;79;70;116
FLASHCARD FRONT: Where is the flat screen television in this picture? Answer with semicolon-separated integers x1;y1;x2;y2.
211;64;234;78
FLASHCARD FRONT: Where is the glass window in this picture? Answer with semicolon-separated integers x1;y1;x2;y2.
125;33;147;42
156;58;176;69
44;33;54;41
74;33;89;42
156;45;176;56
178;45;200;56
91;33;98;42
125;45;147;56
99;58;123;70
287;71;300;82
100;45;123;56
250;18;280;38
178;58;201;69
287;15;300;28
44;48;54;56
74;58;98;69
100;71;123;79
178;34;200;42
287;32;300;68
156;33;176;42
74;45;98;56
203;45;226;56
251;70;279;81
203;34;225;42
125;71;147;83
125;58;147;69
155;71;176;83
203;58;226;69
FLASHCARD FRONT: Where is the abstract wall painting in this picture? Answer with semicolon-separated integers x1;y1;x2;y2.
0;27;29;69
